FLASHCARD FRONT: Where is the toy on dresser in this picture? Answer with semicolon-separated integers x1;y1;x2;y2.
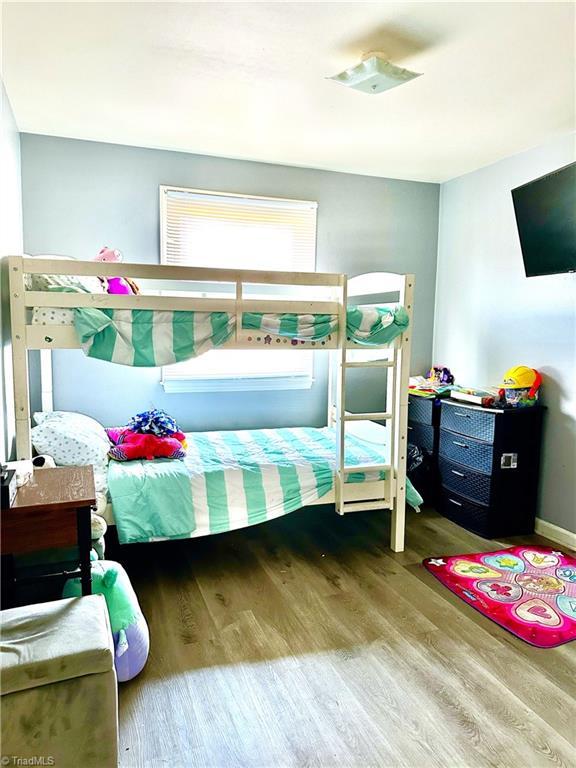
95;247;140;295
500;365;542;408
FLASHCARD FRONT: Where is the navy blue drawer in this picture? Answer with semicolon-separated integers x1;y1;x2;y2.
439;429;493;473
438;457;493;505
439;490;492;538
408;397;439;426
407;422;435;453
440;401;497;442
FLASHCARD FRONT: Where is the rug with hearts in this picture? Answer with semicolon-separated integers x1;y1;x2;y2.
423;546;576;648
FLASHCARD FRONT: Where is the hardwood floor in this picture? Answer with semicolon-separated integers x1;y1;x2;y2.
113;506;576;768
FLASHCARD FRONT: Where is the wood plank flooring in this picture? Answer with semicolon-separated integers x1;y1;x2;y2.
112;506;576;768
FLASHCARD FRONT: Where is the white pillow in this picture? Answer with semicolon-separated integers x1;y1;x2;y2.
33;410;106;434
24;254;103;294
31;307;75;326
31;413;110;469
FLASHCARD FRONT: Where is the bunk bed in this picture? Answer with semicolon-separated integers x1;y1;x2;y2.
8;256;416;551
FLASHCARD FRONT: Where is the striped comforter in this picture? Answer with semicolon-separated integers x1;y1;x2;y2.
74;305;409;366
107;426;422;544
244;306;408;345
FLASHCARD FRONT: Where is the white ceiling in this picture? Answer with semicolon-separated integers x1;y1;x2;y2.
2;2;575;182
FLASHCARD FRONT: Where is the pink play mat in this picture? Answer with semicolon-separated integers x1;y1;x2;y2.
424;546;576;648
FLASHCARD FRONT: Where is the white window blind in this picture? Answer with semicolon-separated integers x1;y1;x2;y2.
160;186;318;392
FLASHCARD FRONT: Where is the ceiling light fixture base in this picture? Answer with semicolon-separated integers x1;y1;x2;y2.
328;52;422;95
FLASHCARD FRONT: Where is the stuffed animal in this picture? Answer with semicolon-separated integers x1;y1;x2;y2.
107;429;186;461
106;410;188;461
63;559;150;682
91;512;107;559
95;247;140;295
32;454;56;468
427;365;454;385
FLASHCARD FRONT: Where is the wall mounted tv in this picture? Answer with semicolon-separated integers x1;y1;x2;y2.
511;161;576;277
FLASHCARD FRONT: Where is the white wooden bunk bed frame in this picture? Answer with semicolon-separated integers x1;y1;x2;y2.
8;255;414;551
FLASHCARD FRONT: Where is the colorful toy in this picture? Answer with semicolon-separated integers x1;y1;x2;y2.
128;408;181;437
63;559;150;682
427;365;455;385
500;365;542;407
95;247;140;295
106;409;187;461
107;429;186;461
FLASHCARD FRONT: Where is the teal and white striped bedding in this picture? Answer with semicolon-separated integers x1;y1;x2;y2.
73;305;408;366
107;425;422;544
243;306;408;345
74;308;234;366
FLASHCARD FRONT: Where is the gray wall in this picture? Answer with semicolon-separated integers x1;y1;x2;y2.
0;80;23;462
434;134;576;533
21;134;439;430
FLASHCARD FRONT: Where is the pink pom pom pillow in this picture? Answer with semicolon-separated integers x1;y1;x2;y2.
106;428;186;461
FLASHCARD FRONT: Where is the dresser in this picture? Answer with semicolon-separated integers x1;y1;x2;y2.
407;394;441;503
437;399;543;538
1;466;94;607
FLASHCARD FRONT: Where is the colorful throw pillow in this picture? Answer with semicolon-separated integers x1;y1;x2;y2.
106;426;186;444
105;427;127;446
108;432;186;461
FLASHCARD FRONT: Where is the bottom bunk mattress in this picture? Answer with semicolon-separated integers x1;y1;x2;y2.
106;424;422;544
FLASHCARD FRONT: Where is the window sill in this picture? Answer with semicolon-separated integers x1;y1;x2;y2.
162;375;313;393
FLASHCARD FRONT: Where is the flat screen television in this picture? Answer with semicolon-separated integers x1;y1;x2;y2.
511;161;576;277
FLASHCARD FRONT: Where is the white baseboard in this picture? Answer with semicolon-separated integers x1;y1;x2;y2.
535;518;576;551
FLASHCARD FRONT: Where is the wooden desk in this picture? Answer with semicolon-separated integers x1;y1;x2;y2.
1;466;95;602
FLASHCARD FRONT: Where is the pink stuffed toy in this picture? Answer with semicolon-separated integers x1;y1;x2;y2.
95;247;140;295
107;428;186;461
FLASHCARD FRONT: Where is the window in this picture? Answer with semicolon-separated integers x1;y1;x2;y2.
160;186;318;392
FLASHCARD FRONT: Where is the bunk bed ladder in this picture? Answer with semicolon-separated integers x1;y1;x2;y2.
333;281;397;516
335;347;397;515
